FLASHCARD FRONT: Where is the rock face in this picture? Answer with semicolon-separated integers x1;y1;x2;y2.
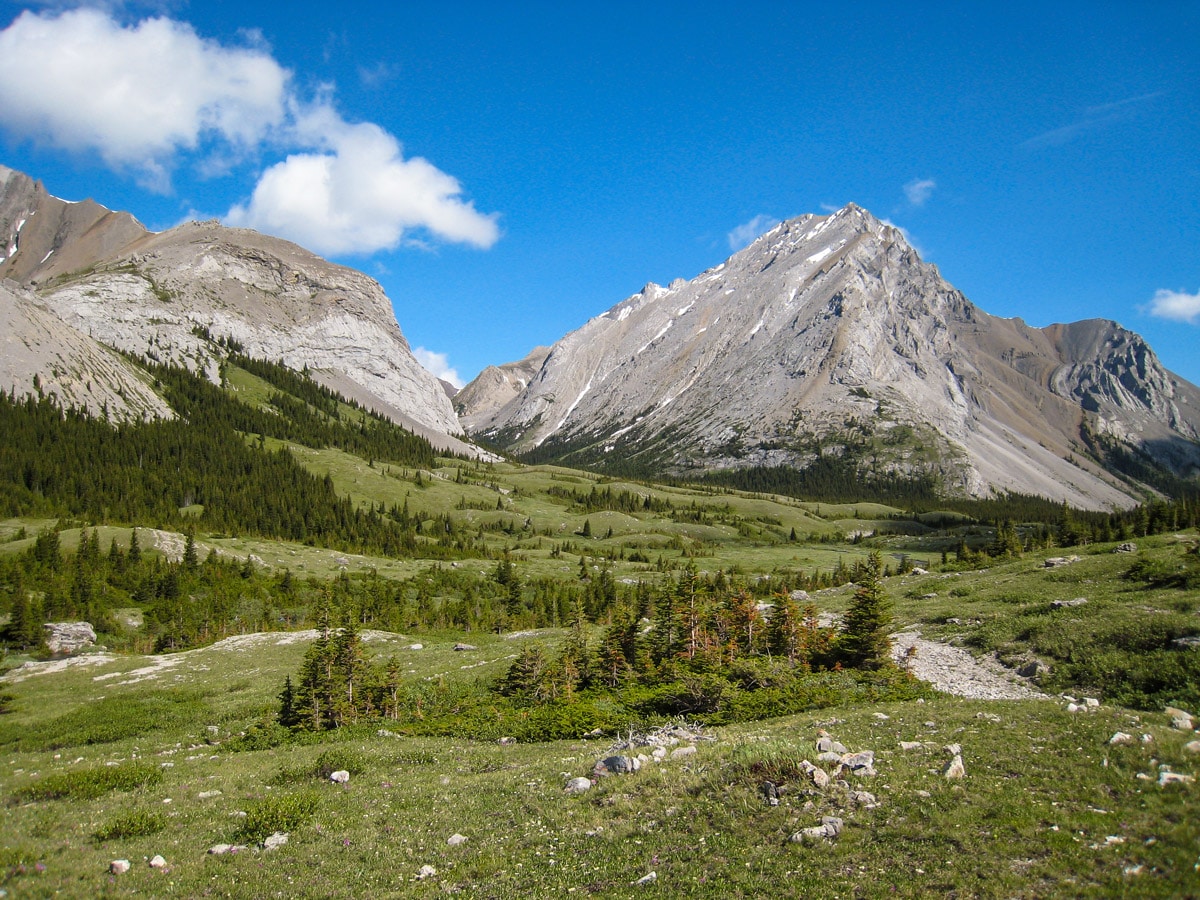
454;346;551;419
0;166;472;453
464;205;1200;508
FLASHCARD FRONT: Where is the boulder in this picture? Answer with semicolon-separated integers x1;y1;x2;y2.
110;859;131;875
791;816;844;844
1166;706;1194;731
43;621;96;656
816;731;848;755
670;746;697;760
1114;542;1138;553
262;832;289;851
452;643;477;651
1108;732;1134;745
149;855;167;869
594;755;639;776
800;759;830;789
330;770;350;784
839;750;876;776
564;777;593;794
1158;771;1194;787
943;755;966;780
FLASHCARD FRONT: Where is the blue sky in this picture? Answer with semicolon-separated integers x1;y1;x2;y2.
1;1;1197;388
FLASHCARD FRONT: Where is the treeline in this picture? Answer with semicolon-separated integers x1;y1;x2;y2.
546;484;675;515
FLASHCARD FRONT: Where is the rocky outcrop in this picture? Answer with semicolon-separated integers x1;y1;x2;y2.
465;205;1200;507
42;621;96;656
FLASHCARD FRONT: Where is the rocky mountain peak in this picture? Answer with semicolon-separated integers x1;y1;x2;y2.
463;204;1200;508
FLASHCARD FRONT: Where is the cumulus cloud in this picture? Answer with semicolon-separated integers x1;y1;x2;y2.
413;347;462;389
227;104;499;255
0;8;288;190
1147;288;1200;324
728;214;781;251
0;8;499;254
904;178;936;207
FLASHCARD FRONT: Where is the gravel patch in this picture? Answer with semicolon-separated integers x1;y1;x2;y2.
892;631;1046;700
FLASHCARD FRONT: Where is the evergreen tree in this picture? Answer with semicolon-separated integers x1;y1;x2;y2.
277;675;300;728
837;551;894;670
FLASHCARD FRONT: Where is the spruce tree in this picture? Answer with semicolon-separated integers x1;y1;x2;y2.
837;551;894;670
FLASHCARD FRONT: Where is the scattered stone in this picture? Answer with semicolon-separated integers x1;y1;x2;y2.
911;567;928;575
873;713;890;720
762;781;780;806
417;864;438;880
943;755;966;780
652;747;668;761
407;643;424;650
975;712;1002;723
839;750;876;776
800;759;830;789
208;844;248;855
817;751;843;764
262;832;289;851
915;790;931;798
1085;697;1100;708
1172;636;1200;649
1142;733;1154;743
670;746;697;760
1114;542;1138;553
1051;597;1089;609
900;741;924;751
594;755;639;776
1183;741;1200;754
109;859;131;875
1109;732;1134;745
848;790;878;808
452;643;477;652
1166;706;1194;731
1158;771;1194;787
43;621;96;656
1043;556;1080;568
498;736;515;745
816;731;848;754
632;871;658;886
944;743;962;756
792;816;844;844
206;725;220;736
447;833;468;847
149;855;167;869
565;776;592;794
330;770;350;784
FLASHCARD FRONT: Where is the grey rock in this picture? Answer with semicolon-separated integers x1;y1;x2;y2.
109;859;131;875
417;864;438;880
670;745;697;760
1158;770;1194;786
1108;732;1134;745
943;755;966;780
262;832;289;851
594;755;639;776
149;855;167;869
1018;660;1051;677
329;770;350;784
800;759;830;789
840;750;875;774
565;777;593;794
447;833;468;847
42;622;96;656
1183;741;1200;754
453;642;478;652
631;871;658;886
1114;542;1138;553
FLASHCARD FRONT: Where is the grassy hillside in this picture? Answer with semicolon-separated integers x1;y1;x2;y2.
1;349;1198;896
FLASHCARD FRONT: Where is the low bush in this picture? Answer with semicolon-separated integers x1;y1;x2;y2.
12;762;162;802
93;809;167;842
237;791;320;843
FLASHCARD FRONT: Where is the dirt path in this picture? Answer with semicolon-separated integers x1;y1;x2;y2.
891;630;1046;700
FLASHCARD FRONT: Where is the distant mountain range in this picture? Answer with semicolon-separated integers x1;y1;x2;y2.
3;165;1198;509
460;205;1200;509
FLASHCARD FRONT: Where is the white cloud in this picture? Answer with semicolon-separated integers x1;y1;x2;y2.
727;214;781;251
1147;288;1200;324
1021;91;1164;150
226;105;500;255
904;178;936;207
0;8;499;254
413;347;462;389
0;8;288;190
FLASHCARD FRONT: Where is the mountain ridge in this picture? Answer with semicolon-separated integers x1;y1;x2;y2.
461;205;1200;509
0;165;478;455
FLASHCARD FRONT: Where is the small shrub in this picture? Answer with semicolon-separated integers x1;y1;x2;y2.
237;791;319;843
13;763;162;802
223;719;292;753
93;809;166;842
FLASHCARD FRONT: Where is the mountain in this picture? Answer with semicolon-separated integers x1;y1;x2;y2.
462;205;1200;508
454;345;551;419
0;165;475;454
